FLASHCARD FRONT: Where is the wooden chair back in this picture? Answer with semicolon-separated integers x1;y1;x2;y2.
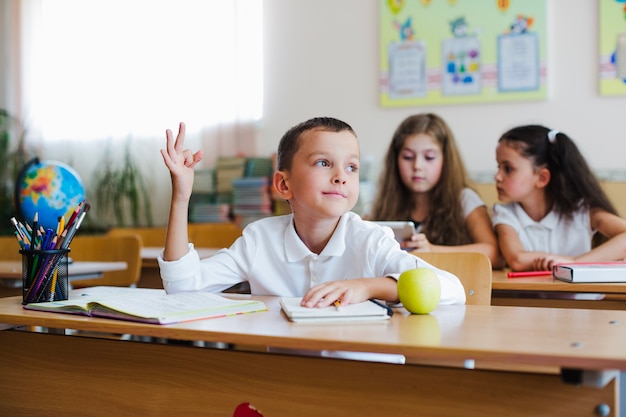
0;236;22;261
188;223;243;249
409;252;492;305
107;226;167;247
108;223;242;250
69;234;142;288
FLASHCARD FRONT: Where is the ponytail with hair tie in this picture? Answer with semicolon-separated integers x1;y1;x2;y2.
547;129;559;143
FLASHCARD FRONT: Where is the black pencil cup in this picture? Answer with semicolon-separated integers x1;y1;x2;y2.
20;249;70;305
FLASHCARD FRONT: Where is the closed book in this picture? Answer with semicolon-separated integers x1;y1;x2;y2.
279;297;392;323
553;262;626;283
24;286;267;324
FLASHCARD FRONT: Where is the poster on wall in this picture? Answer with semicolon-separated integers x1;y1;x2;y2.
599;0;626;96
379;0;547;107
441;35;481;95
388;41;427;99
498;32;539;91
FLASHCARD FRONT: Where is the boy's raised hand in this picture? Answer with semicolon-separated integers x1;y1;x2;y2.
160;122;204;202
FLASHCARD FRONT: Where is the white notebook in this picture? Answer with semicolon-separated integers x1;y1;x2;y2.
553;262;626;283
279;297;393;323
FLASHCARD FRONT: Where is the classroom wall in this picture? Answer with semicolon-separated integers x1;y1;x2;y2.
261;0;626;181
2;1;626;226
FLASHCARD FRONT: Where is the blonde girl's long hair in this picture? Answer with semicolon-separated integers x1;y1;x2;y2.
370;113;472;245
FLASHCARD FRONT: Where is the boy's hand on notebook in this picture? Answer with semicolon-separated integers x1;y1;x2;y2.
301;280;369;308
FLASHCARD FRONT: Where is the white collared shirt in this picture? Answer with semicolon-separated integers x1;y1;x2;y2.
492;202;593;255
461;188;486;217
158;211;465;305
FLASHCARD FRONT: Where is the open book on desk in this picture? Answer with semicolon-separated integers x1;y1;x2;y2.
553;262;626;283
280;297;393;323
23;286;267;324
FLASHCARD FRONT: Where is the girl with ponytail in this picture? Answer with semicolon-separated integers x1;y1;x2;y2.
493;125;626;271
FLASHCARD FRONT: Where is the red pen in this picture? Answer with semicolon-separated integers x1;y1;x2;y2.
507;270;552;278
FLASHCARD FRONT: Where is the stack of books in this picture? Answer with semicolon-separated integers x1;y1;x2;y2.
232;177;273;227
244;157;274;178
189;193;231;223
215;157;247;194
192;156;279;224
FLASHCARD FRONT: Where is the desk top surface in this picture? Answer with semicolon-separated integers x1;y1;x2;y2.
1;295;626;370
0;261;127;280
492;269;626;293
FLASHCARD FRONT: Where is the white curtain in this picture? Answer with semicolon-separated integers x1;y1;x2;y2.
3;0;263;226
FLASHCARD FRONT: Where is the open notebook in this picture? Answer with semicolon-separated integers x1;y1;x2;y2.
280;297;393;323
24;286;268;325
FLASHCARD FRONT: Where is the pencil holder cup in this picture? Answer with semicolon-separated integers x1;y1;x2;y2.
20;249;70;305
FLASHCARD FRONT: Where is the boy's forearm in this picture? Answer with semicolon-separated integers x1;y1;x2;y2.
163;199;191;261
369;277;399;302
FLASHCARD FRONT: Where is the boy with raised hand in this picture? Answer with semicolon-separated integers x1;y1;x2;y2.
159;117;465;308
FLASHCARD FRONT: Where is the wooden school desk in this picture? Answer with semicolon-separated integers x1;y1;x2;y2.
1;296;625;416
491;269;626;310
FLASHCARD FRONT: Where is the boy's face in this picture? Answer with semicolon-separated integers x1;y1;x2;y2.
276;129;360;220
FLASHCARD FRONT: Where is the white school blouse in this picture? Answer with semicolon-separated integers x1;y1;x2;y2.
461;188;486;217
158;211;466;306
492;202;593;256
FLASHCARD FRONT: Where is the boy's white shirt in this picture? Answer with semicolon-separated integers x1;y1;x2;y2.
158;212;466;306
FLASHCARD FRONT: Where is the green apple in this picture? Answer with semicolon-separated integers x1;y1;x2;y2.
398;268;441;314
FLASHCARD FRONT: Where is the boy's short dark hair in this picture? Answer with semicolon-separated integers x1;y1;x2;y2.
276;117;355;171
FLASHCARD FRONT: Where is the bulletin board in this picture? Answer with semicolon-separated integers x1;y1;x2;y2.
599;0;626;96
379;0;548;107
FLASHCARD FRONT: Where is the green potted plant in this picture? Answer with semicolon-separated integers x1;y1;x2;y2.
0;109;31;235
89;138;153;229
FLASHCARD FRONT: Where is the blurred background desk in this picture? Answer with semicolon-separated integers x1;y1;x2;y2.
0;261;128;297
491;270;626;310
140;247;219;268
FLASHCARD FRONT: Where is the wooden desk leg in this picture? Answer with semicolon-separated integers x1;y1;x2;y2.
0;330;618;417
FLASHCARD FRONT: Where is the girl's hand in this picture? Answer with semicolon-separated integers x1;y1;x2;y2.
403;233;433;251
160;122;204;202
532;255;574;271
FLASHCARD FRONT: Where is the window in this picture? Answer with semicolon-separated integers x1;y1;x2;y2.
7;0;264;226
20;0;263;142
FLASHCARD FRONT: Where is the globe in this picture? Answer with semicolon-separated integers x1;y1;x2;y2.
16;159;86;232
